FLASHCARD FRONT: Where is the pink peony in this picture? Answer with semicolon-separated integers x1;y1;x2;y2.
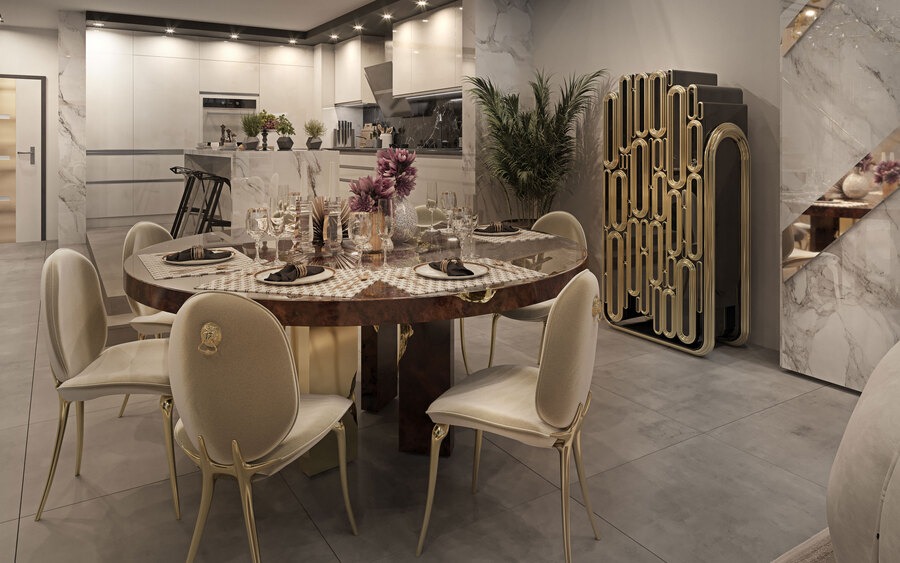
348;175;395;212
874;160;900;186
376;148;418;199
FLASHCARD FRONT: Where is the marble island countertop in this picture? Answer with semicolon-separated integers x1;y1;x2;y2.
330;147;463;156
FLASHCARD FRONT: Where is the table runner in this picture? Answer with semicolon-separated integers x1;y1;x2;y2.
138;251;255;280
473;229;557;244
378;258;546;296
196;267;377;299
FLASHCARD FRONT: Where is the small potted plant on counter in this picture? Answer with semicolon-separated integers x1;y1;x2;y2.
258;110;278;151
304;119;326;150
275;114;295;151
240;113;261;151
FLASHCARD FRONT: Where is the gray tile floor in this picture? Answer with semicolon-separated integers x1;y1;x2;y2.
1;240;859;562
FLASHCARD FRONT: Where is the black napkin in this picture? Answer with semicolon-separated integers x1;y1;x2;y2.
429;257;474;277
474;221;517;234
164;248;231;262
265;263;325;282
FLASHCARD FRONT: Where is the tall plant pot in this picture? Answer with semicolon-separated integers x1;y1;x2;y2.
306;136;323;150
277;136;294;151
243;136;259;151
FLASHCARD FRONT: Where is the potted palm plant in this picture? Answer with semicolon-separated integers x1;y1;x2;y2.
240;113;261;151
275;114;295;151
304;119;326;150
467;69;606;223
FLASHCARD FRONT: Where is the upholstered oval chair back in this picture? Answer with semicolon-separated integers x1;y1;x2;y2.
415;205;447;228
827;339;900;563
535;270;599;429
123;221;173;317
40;249;108;383
532;211;587;247
168;292;299;465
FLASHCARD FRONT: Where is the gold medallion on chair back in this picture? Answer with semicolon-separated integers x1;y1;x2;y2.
168;292;299;465
41;249;108;383
123;221;173;318
535;270;600;429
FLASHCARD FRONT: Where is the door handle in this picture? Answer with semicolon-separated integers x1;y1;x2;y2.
16;146;35;165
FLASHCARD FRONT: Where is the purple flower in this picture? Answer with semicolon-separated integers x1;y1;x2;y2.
348;175;395;212
874;160;900;186
376;148;418;199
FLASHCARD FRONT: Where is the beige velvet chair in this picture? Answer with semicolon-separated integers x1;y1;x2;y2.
461;211;587;372
417;270;602;562
168;292;358;563
37;248;180;521
119;221;177;417
773;339;900;563
415;204;447;230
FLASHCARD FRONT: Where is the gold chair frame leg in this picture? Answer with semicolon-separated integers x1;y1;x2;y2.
472;429;483;493
573;429;601;540
75;401;85;476
555;442;573;563
232;441;263;563
334;422;359;535
459;318;471;376
117;395;130;418
487;314;500;367
416;423;449;556
159;395;181;520
35;396;70;521
187;436;217;563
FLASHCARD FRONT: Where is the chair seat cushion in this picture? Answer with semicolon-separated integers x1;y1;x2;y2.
426;365;560;447
175;393;352;474
57;339;170;401
130;311;176;335
500;299;553;322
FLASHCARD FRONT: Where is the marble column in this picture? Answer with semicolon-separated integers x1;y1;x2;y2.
780;0;900;390
57;11;87;244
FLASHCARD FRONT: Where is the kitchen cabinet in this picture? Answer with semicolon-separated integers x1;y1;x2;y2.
392;3;462;97
334;36;384;105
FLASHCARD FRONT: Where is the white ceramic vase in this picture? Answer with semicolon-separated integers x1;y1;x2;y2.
841;171;873;199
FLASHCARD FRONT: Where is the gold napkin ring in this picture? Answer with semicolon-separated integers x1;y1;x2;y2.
191;245;205;260
491;221;503;232
439;258;452;273
295;264;308;278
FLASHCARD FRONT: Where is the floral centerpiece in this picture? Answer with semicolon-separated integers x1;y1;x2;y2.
348;176;395;212
875;160;900;197
376;148;419;242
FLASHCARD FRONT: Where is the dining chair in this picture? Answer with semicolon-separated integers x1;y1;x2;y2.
415;204;447;230
460;211;587;372
417;270;602;562
119;221;177;417
168;291;358;563
36;248;180;521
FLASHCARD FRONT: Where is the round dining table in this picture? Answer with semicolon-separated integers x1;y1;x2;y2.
124;231;587;455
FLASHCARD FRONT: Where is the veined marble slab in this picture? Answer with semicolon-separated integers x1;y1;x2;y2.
58;11;87;244
184;149;339;235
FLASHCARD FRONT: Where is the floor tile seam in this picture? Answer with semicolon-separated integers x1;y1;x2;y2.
698;385;826;435
586;382;708;434
277;473;341;562
583;432;703;479
702;432;829;490
14;314;42;561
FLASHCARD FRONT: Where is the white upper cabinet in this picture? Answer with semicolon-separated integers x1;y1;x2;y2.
393;2;462;97
334;36;385;104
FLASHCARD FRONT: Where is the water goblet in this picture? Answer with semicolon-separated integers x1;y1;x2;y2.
424;181;439;233
439;191;457;232
349;212;373;270
245;207;269;264
377;198;394;267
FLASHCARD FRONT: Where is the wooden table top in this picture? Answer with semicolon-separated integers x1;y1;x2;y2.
124;233;587;326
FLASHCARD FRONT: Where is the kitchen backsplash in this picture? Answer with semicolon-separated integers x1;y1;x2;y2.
363;97;462;149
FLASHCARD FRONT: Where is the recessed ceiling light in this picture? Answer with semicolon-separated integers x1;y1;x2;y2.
230;33;239;39
91;22;104;27
353;24;363;31
289;38;297;44
330;34;339;40
422;19;429;23
165;28;175;34
382;13;392;20
416;0;428;6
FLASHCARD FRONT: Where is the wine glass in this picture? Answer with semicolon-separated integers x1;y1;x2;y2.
424;181;439;233
287;192;307;251
349;212;373;270
439;191;457;232
453;211;478;259
377;198;394;267
245;207;269;264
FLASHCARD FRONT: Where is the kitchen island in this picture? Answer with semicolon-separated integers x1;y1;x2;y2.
184;148;340;234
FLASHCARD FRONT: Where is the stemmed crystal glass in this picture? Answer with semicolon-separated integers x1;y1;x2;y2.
452;210;478;259
349;212;373;270
269;197;295;264
245;207;269;264
424;181;439;233
439;191;457;232
377;198;394;267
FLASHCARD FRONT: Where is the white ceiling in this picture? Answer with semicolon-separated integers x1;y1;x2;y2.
3;0;374;31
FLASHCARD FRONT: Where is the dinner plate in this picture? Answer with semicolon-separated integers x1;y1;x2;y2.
162;251;234;266
473;226;520;237
413;262;489;280
254;266;335;286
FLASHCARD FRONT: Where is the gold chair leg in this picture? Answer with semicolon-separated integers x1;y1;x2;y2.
556;442;573;563
334;421;359;535
471;429;483;493
573;429;601;540
487;313;500;368
159;395;181;520
75;401;84;476
537;319;548;365
416;423;449;556
35;397;70;521
187;437;217;563
232;441;262;563
459;318;471;376
118;395;130;418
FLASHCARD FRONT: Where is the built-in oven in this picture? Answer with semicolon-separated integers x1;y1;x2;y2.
200;97;258;144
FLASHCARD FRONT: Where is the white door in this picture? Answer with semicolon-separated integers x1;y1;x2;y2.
0;77;43;243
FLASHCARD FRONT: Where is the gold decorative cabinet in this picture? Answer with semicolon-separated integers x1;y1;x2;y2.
601;70;751;356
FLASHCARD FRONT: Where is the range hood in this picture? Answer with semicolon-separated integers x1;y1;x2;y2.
363;62;413;118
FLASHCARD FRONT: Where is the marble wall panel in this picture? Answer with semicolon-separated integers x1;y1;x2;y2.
58;10;87;244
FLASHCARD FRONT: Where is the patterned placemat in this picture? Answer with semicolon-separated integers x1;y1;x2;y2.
473;229;557;244
379;258;546;296
138;251;255;280
195;267;377;299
